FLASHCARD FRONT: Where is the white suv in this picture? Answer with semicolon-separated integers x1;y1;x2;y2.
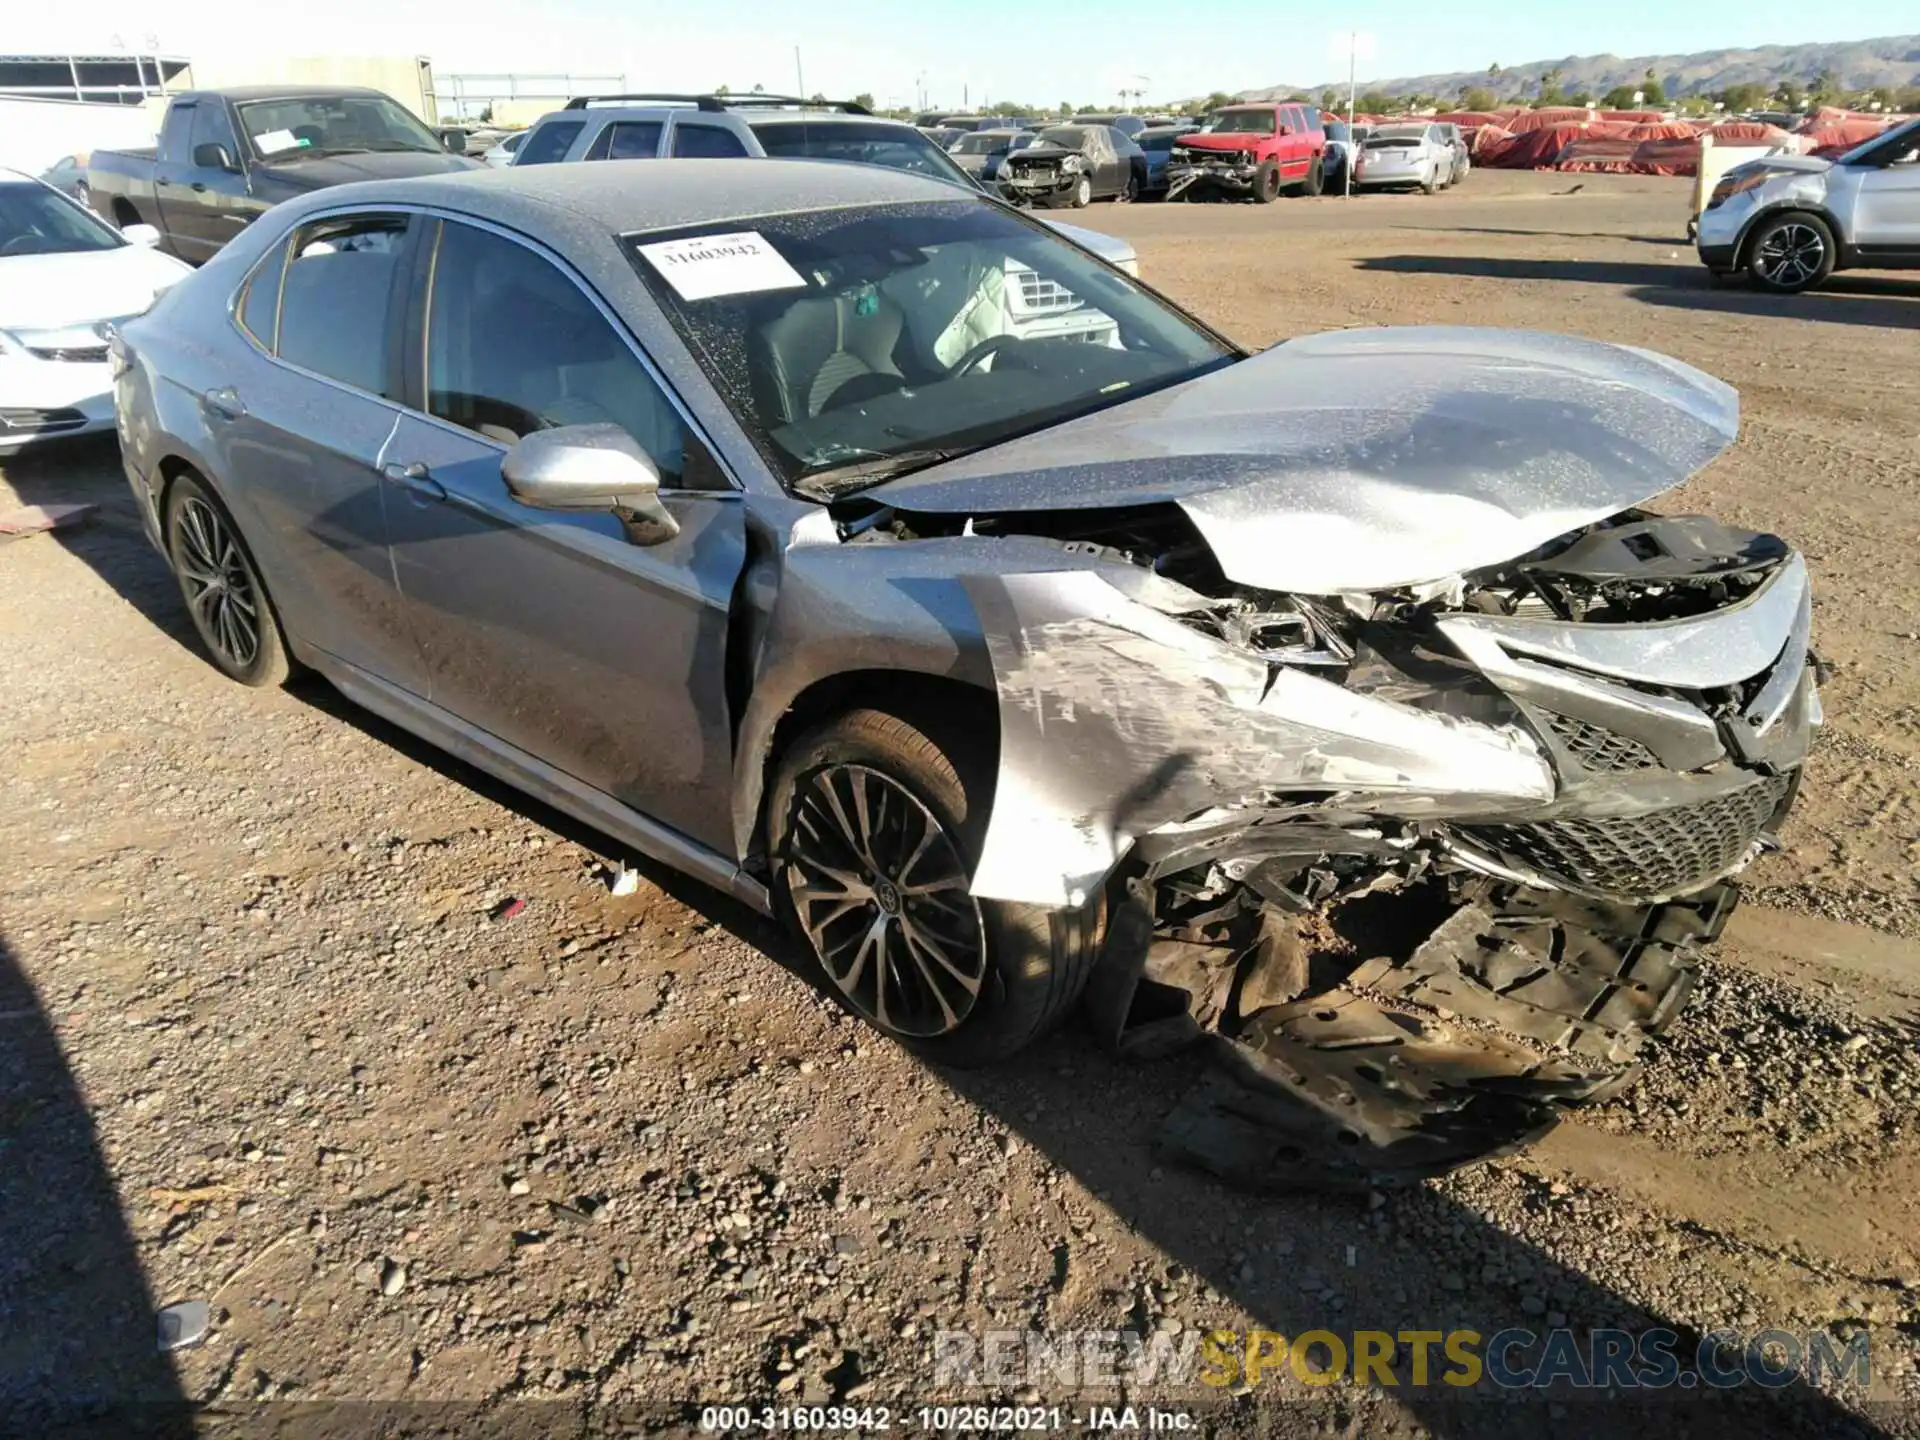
512;93;1139;277
1697;116;1920;293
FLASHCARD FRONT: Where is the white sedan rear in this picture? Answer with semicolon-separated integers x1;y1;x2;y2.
0;170;190;450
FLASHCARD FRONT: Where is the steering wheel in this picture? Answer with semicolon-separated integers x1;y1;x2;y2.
948;333;1027;378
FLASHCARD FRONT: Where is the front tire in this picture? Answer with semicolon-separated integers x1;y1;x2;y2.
769;709;1095;1067
1252;161;1281;203
164;473;291;688
1067;174;1092;208
1746;212;1835;294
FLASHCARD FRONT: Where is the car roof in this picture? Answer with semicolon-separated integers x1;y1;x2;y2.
537;104;905;130
302;157;971;236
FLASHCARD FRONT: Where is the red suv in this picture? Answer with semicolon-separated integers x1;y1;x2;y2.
1166;102;1327;202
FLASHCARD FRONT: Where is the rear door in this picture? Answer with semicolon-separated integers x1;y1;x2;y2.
1280;106;1308;176
216;211;425;690
378;216;748;850
513;117;588;165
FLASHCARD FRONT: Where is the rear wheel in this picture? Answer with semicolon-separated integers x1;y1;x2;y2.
768;708;1096;1067
1293;154;1324;197
1746;212;1835;294
1252;161;1281;203
164;473;291;688
1421;166;1440;195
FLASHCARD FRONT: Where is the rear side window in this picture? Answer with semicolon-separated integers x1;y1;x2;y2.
236;235;289;348
670;124;749;158
584;121;662;160
515;120;584;165
275;215;408;397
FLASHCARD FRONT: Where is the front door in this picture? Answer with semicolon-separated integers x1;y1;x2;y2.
173;101;257;260
380;217;747;851
1849;136;1920;255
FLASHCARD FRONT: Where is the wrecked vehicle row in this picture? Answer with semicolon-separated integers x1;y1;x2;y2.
113;159;1818;1191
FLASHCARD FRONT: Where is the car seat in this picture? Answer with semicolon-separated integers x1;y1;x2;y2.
748;287;906;425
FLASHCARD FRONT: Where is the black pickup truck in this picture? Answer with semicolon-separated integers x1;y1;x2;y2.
88;85;480;263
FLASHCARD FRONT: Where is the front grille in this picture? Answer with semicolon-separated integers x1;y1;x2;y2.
0;406;89;434
1542;712;1660;772
1186;148;1248;166
1460;773;1793;900
28;345;110;363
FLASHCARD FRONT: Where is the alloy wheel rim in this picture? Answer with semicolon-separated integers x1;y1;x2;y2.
174;497;261;669
784;763;988;1038
1755;224;1823;286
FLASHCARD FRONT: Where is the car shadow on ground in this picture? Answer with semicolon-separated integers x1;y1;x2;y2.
4;441;1902;1437
0;934;194;1438
1399;226;1689;247
1357;254;1920;329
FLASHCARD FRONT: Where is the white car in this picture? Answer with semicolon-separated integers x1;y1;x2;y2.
0;169;190;450
1353;123;1458;193
482;131;527;168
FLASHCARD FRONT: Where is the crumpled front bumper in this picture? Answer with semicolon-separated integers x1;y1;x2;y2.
1166;161;1258;195
964;548;1817;1189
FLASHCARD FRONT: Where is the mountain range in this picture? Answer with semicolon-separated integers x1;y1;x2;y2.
1243;33;1920;103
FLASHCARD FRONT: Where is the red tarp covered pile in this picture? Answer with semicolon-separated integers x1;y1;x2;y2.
1796;109;1901;157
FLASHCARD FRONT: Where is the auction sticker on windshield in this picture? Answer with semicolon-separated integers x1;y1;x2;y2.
253;130;303;155
637;231;807;302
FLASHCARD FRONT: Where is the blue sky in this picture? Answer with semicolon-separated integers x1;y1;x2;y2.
20;2;1915;107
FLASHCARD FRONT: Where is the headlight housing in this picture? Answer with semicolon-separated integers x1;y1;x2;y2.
1707;168;1776;210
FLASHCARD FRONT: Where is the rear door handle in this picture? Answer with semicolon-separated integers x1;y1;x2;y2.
190;181;207;193
202;386;245;422
382;460;445;502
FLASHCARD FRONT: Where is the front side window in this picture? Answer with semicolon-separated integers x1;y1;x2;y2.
628;200;1234;498
275;214;408;396
514;119;584;165
189;102;240;163
0;179;122;255
236;96;443;159
424;221;687;483
670;124;749;159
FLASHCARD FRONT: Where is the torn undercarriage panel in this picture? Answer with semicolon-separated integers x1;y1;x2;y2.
1092;873;1733;1190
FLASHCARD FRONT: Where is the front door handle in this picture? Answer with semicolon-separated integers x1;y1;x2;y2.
190;181;207;193
382;460;446;502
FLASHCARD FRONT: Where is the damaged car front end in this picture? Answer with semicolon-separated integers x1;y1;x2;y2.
843;325;1818;1188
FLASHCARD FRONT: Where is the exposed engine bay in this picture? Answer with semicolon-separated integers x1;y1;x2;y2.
845;500;1818;1189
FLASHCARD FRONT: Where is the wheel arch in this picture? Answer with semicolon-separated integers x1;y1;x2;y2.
739;666;1000;870
1735;204;1847;271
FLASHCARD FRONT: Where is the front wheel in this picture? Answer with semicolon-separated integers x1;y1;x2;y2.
1066;174;1092;208
1252;161;1281;203
165;474;292;688
1746;213;1835;294
768;709;1095;1067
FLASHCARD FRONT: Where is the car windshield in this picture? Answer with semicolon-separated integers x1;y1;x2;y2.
1838;116;1920;165
628;200;1235;499
0;180;122;256
748;120;976;185
1033;126;1092;151
1365;129;1425;148
236;96;444;159
1211;110;1279;134
953;133;1012;155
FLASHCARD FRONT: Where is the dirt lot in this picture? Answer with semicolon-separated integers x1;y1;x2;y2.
3;169;1918;1437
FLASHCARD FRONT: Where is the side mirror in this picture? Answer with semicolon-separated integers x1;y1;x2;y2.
502;423;680;544
193;142;238;172
122;222;162;247
1275;124;1292;136
440;128;468;155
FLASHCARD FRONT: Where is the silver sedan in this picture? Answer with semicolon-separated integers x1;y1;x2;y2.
113;160;1818;1187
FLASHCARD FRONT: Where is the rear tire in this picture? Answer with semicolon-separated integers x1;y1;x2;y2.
1745;212;1836;294
1294;154;1324;197
1252;161;1281;203
164;473;291;688
768;708;1096;1068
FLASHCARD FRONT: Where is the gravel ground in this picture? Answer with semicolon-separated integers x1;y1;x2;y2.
2;170;1918;1438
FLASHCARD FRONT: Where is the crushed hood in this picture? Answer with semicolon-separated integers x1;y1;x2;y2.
873;326;1739;594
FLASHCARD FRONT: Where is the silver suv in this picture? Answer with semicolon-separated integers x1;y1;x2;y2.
511;93;1138;275
1697;116;1920;293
